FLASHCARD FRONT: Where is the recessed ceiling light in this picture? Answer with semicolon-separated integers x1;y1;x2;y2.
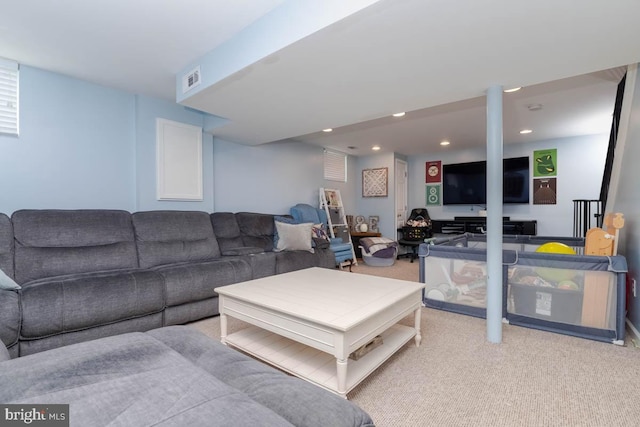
392;112;405;117
440;140;450;146
504;87;522;93
520;129;533;134
372;145;381;151
322;128;333;132
527;104;543;111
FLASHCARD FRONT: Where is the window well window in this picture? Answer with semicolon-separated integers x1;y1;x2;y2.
324;149;347;182
0;58;19;136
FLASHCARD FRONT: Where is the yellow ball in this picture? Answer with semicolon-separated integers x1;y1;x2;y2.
536;242;576;255
535;242;576;282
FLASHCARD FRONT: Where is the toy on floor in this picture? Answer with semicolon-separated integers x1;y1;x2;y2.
424;262;487;302
535;241;576;282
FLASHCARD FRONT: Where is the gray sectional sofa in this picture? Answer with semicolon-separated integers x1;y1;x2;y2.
0;209;335;358
0;210;374;426
0;326;373;426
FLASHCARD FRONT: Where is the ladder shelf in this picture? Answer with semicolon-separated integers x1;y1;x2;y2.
319;188;357;267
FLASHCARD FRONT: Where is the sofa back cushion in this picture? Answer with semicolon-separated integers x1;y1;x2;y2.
12;210;138;284
236;212;275;251
211;212;244;253
212;212;275;254
132;211;221;268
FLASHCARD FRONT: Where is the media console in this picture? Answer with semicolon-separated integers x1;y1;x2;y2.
431;217;537;235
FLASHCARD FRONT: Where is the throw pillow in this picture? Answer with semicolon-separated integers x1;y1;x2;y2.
311;223;330;241
273;221;314;253
273;215;297;248
0;268;20;290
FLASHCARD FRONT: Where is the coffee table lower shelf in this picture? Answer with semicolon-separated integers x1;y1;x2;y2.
224;323;415;397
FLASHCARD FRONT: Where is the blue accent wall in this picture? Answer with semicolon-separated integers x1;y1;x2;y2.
0;66;136;213
0;66;213;215
134;95;212;212
408;134;608;236
212;138;354;215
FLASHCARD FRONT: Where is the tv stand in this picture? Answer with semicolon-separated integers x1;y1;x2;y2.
432;217;537;235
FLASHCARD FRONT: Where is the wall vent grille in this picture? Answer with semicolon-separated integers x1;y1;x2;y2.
182;66;201;93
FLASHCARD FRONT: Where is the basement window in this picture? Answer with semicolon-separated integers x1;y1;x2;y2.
0;58;19;136
324;149;347;182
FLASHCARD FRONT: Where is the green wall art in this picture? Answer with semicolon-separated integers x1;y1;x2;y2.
426;184;441;206
533;148;557;177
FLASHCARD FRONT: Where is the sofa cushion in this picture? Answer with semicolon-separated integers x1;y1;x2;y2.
211;212;245;253
275;250;320;274
236;212;275;250
149;326;375;427
0;330;297;426
155;258;252;307
18;314;164;357
0;213;13;279
0;289;20;351
0;342;8;362
221;246;264;256
133;211;221;268
19;269;164;340
12;210;138;284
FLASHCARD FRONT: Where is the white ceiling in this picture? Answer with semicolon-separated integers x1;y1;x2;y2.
2;1;639;156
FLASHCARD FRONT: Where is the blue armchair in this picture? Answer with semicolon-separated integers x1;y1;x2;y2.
290;203;354;267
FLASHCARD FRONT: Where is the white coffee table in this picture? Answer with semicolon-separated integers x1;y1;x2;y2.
215;267;425;398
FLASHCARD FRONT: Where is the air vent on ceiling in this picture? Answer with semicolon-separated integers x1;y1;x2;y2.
182;66;201;94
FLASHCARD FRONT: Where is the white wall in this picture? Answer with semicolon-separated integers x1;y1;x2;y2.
610;65;640;333
407;134;608;236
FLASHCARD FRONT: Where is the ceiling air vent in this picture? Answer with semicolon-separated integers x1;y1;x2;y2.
182;66;201;94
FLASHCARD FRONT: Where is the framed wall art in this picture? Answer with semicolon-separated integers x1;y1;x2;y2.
368;216;379;232
362;167;388;197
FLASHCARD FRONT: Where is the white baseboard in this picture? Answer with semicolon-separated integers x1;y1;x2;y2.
626;318;640;344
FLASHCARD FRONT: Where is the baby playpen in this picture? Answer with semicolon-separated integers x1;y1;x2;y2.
418;233;627;344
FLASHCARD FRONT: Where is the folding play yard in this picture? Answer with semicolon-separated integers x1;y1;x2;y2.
418;233;627;344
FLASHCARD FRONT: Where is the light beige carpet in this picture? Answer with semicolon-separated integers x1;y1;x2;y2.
190;259;640;427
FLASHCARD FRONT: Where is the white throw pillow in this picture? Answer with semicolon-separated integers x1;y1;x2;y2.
274;221;314;253
0;268;20;290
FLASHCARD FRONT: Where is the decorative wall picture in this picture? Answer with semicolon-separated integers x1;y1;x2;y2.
346;215;354;231
426;184;441;206
362;167;388;197
533;148;557;177
368;216;379;232
425;160;442;183
324;189;339;206
533;178;557;204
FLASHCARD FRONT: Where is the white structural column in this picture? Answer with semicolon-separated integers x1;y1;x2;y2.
486;85;503;343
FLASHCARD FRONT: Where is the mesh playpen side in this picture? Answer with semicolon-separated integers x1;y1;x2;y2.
418;237;627;344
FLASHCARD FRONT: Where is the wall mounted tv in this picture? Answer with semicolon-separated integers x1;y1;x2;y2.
442;157;530;205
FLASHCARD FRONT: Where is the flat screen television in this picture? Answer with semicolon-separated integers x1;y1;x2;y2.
442;157;530;205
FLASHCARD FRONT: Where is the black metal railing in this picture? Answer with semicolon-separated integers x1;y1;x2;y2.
600;73;627;213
